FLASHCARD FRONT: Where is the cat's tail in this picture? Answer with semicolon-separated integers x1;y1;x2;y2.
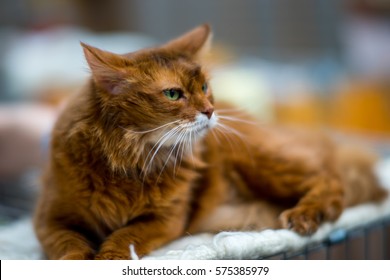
336;145;388;207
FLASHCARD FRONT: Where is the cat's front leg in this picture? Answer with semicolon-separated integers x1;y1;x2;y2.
278;174;344;235
34;203;99;260
34;224;97;260
95;214;185;260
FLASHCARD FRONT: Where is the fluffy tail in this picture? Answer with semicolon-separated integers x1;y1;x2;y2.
336;145;388;207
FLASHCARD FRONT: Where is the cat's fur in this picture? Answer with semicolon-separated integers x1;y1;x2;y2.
34;24;387;260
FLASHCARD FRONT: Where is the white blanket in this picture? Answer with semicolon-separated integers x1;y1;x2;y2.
1;159;389;260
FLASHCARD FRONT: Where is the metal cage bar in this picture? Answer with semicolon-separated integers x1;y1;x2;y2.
263;217;390;260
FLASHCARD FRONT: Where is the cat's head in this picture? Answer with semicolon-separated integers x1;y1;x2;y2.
81;24;217;149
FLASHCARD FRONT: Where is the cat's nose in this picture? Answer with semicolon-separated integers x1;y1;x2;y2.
201;107;214;119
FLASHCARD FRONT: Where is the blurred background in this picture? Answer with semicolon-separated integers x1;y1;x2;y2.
0;0;389;223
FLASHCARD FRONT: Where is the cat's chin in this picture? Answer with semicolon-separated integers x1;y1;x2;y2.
192;112;218;136
208;112;218;129
196;112;218;130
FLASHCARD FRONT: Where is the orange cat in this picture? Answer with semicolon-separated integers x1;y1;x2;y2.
34;24;387;260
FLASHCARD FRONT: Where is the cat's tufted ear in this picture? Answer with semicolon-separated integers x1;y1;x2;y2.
81;42;131;95
162;24;212;59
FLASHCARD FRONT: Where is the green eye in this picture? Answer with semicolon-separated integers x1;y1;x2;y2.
163;89;182;101
202;83;208;94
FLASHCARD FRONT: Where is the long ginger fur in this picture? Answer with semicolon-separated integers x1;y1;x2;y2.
34;24;387;260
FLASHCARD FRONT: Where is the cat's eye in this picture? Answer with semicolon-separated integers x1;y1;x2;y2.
163;89;182;101
202;83;208;94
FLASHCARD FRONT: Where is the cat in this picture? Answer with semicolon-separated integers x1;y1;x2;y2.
33;24;387;260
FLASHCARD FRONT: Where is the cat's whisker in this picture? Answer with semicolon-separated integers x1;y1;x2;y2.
214;123;255;165
143;121;196;178
177;129;188;172
142;125;183;178
178;128;193;169
189;129;195;165
214;122;250;152
216;122;246;139
217;115;258;125
172;137;181;175
174;123;200;171
141;117;209;181
210;128;221;145
179;127;197;171
215;108;247;114
145;128;181;170
121;119;182;134
157;133;181;179
156;122;198;181
215;110;250;119
215;114;260;164
213;126;237;152
170;129;187;175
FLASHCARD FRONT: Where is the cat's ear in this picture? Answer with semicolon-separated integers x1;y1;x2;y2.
81;42;130;95
162;24;212;59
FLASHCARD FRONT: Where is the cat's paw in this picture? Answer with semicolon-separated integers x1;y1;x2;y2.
279;206;323;235
95;250;130;260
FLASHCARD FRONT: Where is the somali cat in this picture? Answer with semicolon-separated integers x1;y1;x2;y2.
34;24;387;260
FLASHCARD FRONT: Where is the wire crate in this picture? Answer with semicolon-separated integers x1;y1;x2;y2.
264;217;390;260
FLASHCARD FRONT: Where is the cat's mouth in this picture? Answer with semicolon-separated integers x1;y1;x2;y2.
143;113;218;148
191;112;217;134
195;112;217;130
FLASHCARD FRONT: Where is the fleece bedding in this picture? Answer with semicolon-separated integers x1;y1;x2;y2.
1;158;389;260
